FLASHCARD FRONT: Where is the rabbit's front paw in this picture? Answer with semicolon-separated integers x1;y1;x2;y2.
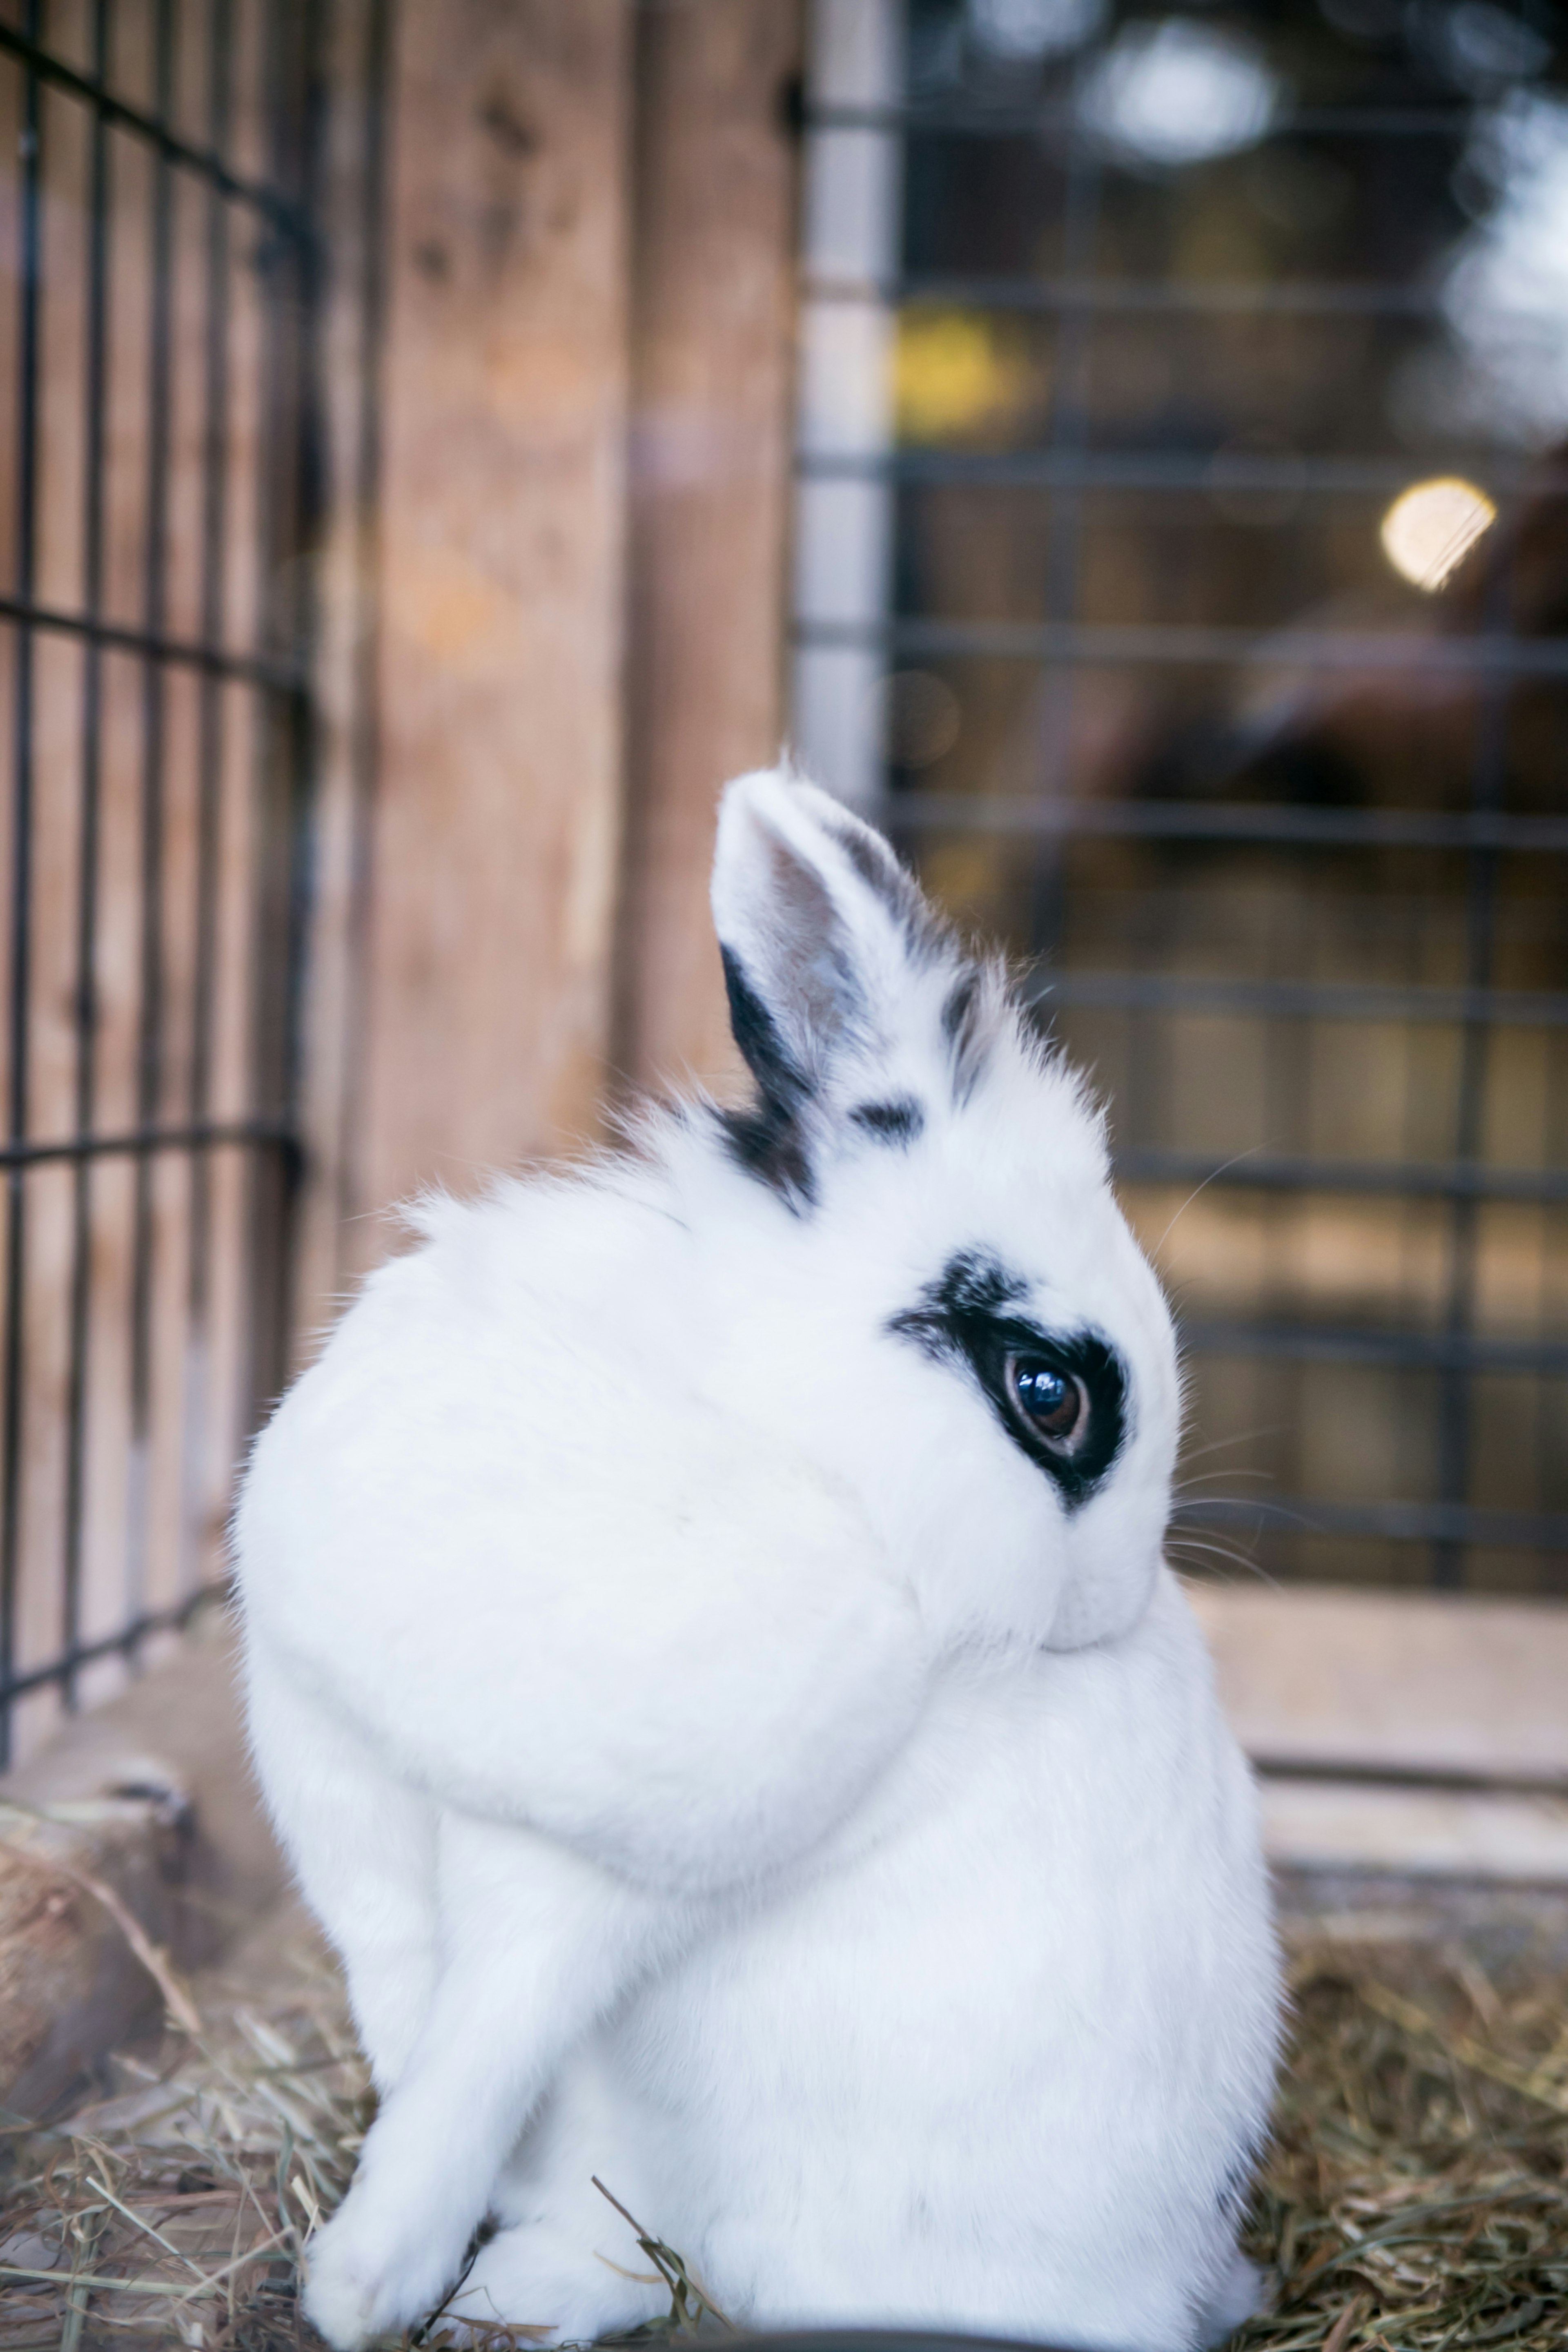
441;2220;665;2347
303;2196;460;2351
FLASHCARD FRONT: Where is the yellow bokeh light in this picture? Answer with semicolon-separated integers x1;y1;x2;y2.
893;308;1031;445
1379;476;1497;593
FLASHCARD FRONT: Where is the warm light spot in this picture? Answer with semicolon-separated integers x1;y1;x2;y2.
1379;477;1497;592
893;309;1031;445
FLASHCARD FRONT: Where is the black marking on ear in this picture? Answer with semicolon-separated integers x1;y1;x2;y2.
830;820;925;928
940;959;1001;1105
716;1101;815;1207
722;947;807;1113
850;1097;924;1146
889;1248;1127;1509
758;830;870;1046
941;967;991;1105
810;801;951;966
717;946;816;1208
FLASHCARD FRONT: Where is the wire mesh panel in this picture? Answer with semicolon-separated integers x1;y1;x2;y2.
0;0;321;1761
794;0;1568;1597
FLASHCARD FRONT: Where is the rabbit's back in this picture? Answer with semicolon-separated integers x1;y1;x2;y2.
236;1174;930;1895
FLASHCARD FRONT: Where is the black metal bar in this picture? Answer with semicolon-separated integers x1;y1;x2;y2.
239;0;295;1469
1179;1319;1568;1378
800;615;1568;679
126;0;178;1642
1176;1493;1568;1551
276;1;325;1261
0;592;301;688
237;0;323;1443
1248;1754;1568;1801
0;1119;300;1173
1112;1147;1568;1204
806;100;1472;140
0;20;311;239
61;0;113;1716
1037;972;1568;1030
180;0;234;1603
335;0;393;1253
1431;504;1519;1589
1022;47;1099;964
0;1578;227;1710
0;0;45;1770
806;269;1455;318
877;792;1568;854
800;449;1568;498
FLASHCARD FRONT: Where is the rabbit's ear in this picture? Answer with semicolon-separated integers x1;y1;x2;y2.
710;768;933;1199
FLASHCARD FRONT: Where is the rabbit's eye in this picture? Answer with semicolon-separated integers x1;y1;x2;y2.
1007;1355;1085;1450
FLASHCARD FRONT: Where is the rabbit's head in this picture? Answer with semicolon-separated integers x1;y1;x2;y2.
679;767;1179;1657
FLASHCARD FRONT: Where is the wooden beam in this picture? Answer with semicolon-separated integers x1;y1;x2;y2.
357;0;633;1231
294;0;390;1332
616;0;803;1097
1188;1581;1568;1882
0;1610;289;2113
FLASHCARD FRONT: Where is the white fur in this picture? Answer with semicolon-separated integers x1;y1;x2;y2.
234;769;1281;2352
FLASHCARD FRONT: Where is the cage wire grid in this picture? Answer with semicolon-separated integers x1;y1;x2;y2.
2;0;1566;1779
793;0;1568;1596
0;0;323;1764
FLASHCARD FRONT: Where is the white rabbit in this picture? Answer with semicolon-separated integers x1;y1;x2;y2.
234;768;1281;2352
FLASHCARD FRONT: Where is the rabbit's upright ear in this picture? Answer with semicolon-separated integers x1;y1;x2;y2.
710;768;935;1202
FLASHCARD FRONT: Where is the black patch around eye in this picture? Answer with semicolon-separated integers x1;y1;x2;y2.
850;1097;924;1146
888;1247;1127;1509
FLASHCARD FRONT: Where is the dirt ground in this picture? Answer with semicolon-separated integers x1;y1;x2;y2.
0;1875;1564;2351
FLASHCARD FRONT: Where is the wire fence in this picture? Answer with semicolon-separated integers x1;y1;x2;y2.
0;0;323;1761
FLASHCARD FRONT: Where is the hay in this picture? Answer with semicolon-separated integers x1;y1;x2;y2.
1242;1908;1568;2352
0;1903;367;2350
0;1893;1564;2350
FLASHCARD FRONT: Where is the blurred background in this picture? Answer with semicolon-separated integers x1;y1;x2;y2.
795;0;1568;1613
0;0;1564;1769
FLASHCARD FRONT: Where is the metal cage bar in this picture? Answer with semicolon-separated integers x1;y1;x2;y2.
1;0;46;1739
0;0;331;1759
124;0;179;1642
60;0;113;1713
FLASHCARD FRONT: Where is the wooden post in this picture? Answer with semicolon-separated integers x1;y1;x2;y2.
616;0;803;1098
293;0;392;1333
354;0;634;1237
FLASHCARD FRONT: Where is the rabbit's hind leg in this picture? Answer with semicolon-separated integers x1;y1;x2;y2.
245;1639;438;2092
443;2209;666;2348
444;2053;671;2346
302;1812;689;2352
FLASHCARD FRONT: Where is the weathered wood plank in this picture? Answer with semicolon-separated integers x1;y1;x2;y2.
356;0;633;1233
0;1609;286;2116
617;0;802;1098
